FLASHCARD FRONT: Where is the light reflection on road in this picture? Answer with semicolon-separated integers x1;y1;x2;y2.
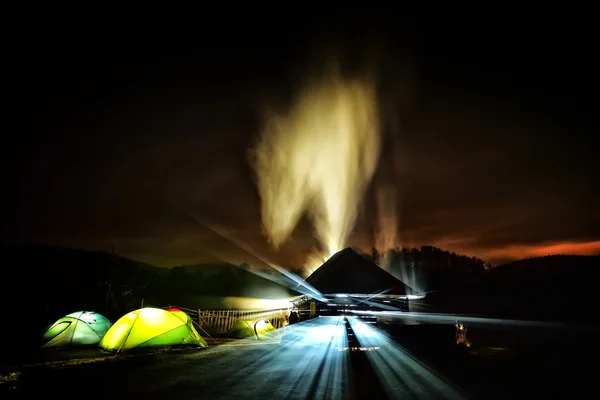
3;317;469;400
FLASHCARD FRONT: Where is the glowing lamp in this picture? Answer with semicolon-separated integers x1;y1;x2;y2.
255;319;268;331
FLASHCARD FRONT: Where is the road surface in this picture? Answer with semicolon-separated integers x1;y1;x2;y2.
1;317;596;399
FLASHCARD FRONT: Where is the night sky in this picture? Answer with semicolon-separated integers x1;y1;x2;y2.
3;11;598;268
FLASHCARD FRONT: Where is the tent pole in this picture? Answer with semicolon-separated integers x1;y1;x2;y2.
192;319;218;346
116;311;140;356
70;311;84;346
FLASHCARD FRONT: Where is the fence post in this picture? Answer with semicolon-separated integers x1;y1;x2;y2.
219;310;223;333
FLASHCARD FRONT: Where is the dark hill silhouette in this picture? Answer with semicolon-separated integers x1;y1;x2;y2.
354;246;598;323
491;254;598;278
472;254;600;296
0;244;163;315
305;247;415;295
2;243;597;355
0;244;164;354
0;245;298;312
360;246;490;295
429;255;600;322
0;244;298;354
156;262;300;306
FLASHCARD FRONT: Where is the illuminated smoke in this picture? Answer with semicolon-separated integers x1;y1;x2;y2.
375;186;399;270
303;252;331;277
374;185;420;293
251;73;380;264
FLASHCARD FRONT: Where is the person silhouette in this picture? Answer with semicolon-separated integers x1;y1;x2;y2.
289;311;300;325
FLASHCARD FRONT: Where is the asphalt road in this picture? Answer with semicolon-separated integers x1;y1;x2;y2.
1;317;597;399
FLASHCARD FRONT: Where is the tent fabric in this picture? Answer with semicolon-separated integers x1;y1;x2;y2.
41;311;112;349
305;247;413;295
167;308;208;347
168;308;189;323
228;319;280;340
99;307;206;352
170;311;188;322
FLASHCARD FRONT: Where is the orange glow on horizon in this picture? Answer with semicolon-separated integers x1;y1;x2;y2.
358;239;600;267
481;240;600;262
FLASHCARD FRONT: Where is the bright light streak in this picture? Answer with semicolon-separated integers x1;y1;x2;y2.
252;267;329;303
303;321;347;344
206;224;328;302
335;294;348;298
337;346;380;352
351;311;596;330
162;204;328;302
302;252;330;277
202;317;353;399
352;297;402;312
251;72;381;268
346;317;467;399
179;217;328;302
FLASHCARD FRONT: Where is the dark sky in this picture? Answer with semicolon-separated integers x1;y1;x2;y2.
3;11;598;268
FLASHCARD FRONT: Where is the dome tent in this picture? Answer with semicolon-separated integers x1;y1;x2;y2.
167;307;208;347
99;307;206;352
41;311;112;349
228;318;281;340
167;307;189;323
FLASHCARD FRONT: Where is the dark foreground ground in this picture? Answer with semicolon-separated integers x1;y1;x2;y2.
1;317;598;399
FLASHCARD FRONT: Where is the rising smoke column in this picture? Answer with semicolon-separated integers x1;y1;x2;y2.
250;73;381;264
374;185;419;291
375;185;400;268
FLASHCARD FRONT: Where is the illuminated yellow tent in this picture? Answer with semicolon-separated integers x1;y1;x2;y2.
167;307;209;347
99;307;207;352
167;307;192;324
228;318;281;340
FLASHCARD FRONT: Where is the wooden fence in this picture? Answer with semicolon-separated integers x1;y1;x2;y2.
166;305;288;335
196;309;288;334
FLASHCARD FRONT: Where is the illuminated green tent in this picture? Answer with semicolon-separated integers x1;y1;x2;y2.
167;307;208;347
99;307;206;352
41;311;112;349
167;307;193;324
228;318;281;340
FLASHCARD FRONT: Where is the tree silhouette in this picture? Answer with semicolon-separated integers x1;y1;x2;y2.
360;245;489;292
